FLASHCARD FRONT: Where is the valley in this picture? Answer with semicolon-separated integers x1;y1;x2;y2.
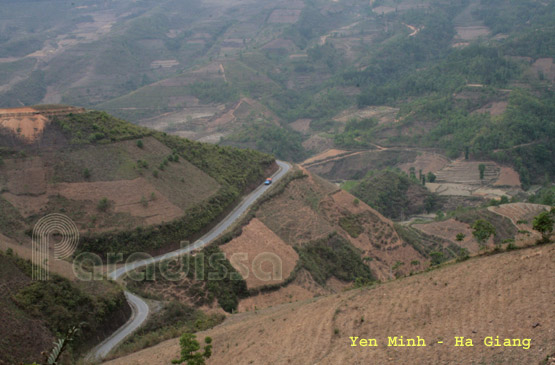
0;0;553;364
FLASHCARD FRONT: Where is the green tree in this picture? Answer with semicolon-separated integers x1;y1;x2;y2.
455;233;465;241
409;167;416;180
472;219;496;243
430;251;444;266
532;209;554;243
478;164;486;180
97;197;110;212
172;333;212;365
427;172;436;183
137;139;144;148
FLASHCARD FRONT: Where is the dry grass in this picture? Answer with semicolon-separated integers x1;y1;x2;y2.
413;218;482;253
220;218;298;290
106;244;555;365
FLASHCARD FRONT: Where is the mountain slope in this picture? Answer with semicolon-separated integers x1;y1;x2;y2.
0;106;275;257
106;243;555;365
0;251;130;364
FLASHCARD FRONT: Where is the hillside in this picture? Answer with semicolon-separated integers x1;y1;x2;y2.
124;168;549;320
106;243;555;365
0;106;275;257
0;250;130;364
347;169;438;220
125;167;439;319
0;1;553;363
0;0;552;185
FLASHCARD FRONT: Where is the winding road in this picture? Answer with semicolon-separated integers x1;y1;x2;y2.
87;160;291;362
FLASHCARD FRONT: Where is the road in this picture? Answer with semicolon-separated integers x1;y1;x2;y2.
87;160;291;362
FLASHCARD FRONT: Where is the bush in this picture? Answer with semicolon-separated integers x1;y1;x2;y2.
172;333;212;365
97;197;110;212
430;251;444;266
295;233;375;285
472;219;496;243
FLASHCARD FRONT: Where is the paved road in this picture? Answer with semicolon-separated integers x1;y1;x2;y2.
88;160;291;362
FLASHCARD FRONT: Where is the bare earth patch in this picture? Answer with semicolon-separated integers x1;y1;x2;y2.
532;58;555;82
493;166;521;187
0;115;49;143
150;60;179;69
238;270;330;312
472;101;508;116
454;26;490;41
49;178;183;226
221;218;298;290
289;118;312;133
2;157;47;196
106;244;555;365
396;152;450;175
267;9;301;23
302;149;349;165
333;105;399;125
1;193;49;218
301;134;334;154
413;219;481;253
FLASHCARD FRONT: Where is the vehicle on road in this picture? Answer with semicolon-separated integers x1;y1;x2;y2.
264;178;272;185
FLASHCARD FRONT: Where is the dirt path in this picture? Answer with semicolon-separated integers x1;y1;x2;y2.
219;64;227;83
493;141;541;153
403;23;420;37
319;21;361;45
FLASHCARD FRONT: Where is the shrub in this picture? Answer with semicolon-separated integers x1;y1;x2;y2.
137;140;144;148
533;209;554;243
472;219;496;243
455;233;465;241
430;251;444;266
338;214;364;238
97;197;110;212
172;333;212;365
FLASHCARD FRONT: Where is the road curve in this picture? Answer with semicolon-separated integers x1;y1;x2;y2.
88;160;291;362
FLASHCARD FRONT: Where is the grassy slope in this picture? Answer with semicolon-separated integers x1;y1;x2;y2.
0;250;130;364
106;243;555;365
349;170;438;220
0;110;274;257
55;111;275;256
